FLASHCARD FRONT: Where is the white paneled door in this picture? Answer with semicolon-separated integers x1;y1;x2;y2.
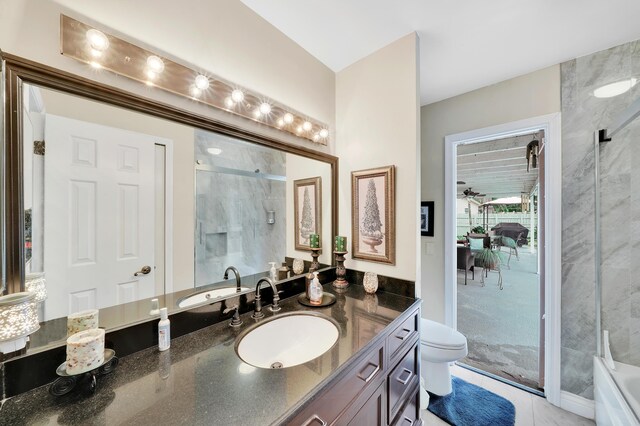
44;114;158;320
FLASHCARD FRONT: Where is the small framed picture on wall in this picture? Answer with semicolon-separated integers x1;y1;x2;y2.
421;201;434;237
293;177;322;251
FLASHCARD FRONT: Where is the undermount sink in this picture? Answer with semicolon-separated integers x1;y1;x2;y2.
177;287;251;308
236;312;339;369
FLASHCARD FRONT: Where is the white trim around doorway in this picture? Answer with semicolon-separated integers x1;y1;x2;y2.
155;138;174;295
443;112;562;407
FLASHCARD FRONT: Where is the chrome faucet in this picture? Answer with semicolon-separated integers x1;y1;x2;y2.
223;266;242;292
252;277;281;319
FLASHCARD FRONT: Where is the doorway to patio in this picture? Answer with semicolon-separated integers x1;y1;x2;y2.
444;113;562;404
456;131;543;391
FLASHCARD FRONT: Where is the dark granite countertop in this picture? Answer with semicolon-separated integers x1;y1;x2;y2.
0;284;418;426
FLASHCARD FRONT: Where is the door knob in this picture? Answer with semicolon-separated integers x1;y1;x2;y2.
134;266;152;276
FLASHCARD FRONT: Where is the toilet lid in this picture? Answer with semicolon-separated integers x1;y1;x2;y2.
420;319;467;350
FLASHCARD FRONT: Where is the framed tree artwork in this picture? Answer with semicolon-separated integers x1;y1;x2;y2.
293;177;322;251
351;166;395;264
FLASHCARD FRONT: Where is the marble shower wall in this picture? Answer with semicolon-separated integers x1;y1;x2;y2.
194;130;286;287
561;39;640;398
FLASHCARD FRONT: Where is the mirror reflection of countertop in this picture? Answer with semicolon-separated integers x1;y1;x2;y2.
0;284;418;426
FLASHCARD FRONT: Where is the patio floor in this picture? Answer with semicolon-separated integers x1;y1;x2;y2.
457;245;541;390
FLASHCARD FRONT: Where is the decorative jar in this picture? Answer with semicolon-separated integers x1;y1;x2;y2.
363;272;378;294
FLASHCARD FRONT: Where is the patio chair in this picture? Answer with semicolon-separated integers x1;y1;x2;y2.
496;235;519;268
457;246;475;285
466;233;490;250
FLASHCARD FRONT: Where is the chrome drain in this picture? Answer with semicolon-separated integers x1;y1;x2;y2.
270;362;283;369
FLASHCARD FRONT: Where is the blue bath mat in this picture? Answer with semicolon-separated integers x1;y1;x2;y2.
427;377;515;426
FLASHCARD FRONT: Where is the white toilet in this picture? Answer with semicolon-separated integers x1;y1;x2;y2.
420;319;468;396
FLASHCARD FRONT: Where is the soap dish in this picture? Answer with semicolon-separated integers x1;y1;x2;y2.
55;349;117;377
49;349;119;396
297;293;336;308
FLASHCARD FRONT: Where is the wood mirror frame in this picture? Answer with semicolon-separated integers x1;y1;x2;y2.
1;52;338;296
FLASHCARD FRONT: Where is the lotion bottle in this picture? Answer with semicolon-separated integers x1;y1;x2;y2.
269;262;277;281
309;271;323;305
158;307;170;351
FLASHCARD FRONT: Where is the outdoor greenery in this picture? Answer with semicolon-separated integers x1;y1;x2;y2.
474;248;505;270
470;225;486;234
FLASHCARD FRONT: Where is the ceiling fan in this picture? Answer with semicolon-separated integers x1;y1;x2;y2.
462;187;486;198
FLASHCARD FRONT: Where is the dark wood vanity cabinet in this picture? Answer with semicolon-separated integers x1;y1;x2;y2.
287;304;422;426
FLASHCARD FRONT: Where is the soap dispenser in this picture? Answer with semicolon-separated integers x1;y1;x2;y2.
269;262;277;281
309;271;323;305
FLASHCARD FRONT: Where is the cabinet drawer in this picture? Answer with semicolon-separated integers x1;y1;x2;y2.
388;343;419;423
391;389;419;426
287;341;385;425
387;310;419;363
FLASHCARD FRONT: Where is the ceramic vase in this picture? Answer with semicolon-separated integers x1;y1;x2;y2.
292;258;305;275
363;272;378;294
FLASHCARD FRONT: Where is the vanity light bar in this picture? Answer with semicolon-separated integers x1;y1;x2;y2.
59;15;329;144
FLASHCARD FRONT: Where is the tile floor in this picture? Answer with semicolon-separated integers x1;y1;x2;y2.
421;365;595;425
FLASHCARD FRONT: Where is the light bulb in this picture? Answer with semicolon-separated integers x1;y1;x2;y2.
146;55;165;74
277;119;284;127
319;129;329;138
89;61;102;69
231;89;244;103
90;49;102;58
190;86;201;97
313;134;320;142
253;109;261;118
145;81;154;87
283;113;294;124
86;29;109;52
594;78;637;98
302;121;312;131
195;75;209;90
259;103;271;115
146;70;157;80
296;126;303;134
224;97;235;108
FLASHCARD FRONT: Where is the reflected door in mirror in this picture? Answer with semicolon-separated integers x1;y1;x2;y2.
43;115;161;320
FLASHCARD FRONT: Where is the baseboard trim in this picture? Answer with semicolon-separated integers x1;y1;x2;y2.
560;391;595;419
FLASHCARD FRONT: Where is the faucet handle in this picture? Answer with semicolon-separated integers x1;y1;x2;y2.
223;304;242;327
269;292;283;312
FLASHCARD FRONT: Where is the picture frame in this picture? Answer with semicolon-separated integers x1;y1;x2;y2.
293;177;322;251
351;166;395;264
421;201;434;237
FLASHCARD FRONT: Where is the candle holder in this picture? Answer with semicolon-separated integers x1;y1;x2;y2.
333;251;349;289
310;247;321;272
49;349;119;396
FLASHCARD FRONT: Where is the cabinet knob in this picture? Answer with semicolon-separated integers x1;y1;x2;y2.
301;414;327;426
396;367;413;385
357;361;380;383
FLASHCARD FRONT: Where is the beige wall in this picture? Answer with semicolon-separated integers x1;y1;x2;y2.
336;33;421;282
421;65;561;321
0;0;335;154
38;87;195;291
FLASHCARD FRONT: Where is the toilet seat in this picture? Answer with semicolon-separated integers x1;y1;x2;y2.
422;340;467;351
420;319;467;350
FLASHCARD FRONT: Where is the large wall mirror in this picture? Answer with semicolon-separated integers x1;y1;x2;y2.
2;54;337;358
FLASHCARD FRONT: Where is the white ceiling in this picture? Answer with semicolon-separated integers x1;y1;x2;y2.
457;133;540;201
240;0;640;105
